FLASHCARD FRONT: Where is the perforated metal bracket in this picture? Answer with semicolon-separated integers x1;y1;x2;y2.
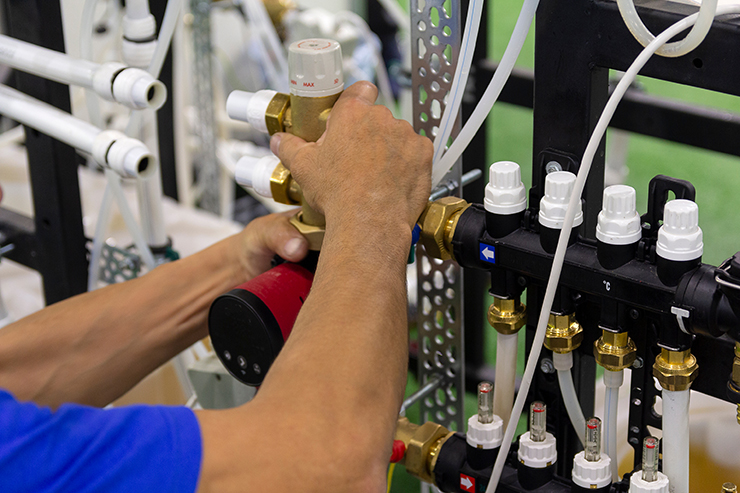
98;243;142;285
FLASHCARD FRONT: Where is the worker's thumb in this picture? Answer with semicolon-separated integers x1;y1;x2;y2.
271;132;310;172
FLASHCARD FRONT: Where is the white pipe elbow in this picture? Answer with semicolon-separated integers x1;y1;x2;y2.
92;130;155;179
93;64;167;110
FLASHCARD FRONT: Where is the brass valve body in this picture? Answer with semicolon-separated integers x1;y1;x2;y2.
594;330;637;371
488;297;527;335
418;197;470;261
395;417;453;485
653;348;699;392
544;313;583;353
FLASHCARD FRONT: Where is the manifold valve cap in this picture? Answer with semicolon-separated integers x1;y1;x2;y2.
484;161;527;215
596;185;642;245
538;171;583;230
656;199;703;262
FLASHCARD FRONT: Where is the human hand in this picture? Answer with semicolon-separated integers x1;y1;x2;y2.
233;211;309;281
270;82;433;233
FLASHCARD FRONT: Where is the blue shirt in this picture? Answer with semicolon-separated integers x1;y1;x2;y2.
0;390;202;492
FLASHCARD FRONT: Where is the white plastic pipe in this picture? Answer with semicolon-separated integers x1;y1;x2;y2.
432;0;484;165
553;351;586;447
88;183;115;291
0;34;166;110
0;84;153;179
147;0;182;78
493;332;518;429
485;8;736;492
662;389;690;493
432;0;538;186
616;0;718;57
604;369;624;482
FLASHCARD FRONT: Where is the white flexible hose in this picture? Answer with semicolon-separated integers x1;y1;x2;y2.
484;7;735;492
431;0;537;187
493;332;518;429
604;369;624;481
147;0;182;78
553;351;586;447
126;0;152;19
616;0;718;57
432;0;484;164
662;389;690;493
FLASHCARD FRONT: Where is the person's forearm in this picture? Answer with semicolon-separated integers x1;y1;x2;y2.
0;235;245;408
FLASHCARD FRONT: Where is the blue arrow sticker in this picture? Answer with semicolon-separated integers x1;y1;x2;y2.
479;243;496;263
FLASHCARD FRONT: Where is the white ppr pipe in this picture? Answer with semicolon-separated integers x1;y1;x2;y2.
0;85;153;179
604;369;624;482
126;0;152;19
431;0;538;186
662;389;690;493
616;0;718;57
493;332;518;428
553;351;586;447
0;35;166;110
137;167;169;248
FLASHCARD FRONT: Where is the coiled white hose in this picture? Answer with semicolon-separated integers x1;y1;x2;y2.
616;0;718;57
432;0;484;165
431;0;538;187
484;7;734;492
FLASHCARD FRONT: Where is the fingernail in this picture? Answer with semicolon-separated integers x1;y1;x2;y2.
270;134;282;155
284;237;305;259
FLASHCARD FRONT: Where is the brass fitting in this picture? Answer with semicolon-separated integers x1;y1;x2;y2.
289;211;324;251
652;348;699;392
262;0;297;37
395;417;453;485
269;163;302;205
264;93;291;135
418;197;470;261
594;330;637;371
722;483;738;493
488;297;527;335
544;313;583;353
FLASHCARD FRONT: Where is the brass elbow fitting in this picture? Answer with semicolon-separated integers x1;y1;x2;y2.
418;197;470;261
544;313;583;353
653;348;699;392
488;297;527;335
594;330;637;371
395;416;453;485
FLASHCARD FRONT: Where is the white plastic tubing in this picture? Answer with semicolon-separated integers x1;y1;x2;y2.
484;7;732;492
493;332;518;428
431;0;538;187
603;369;624;482
432;0;484;165
662;389;690;493
616;0;718;57
552;352;586;447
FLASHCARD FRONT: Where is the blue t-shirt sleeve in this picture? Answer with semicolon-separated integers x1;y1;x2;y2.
0;389;202;493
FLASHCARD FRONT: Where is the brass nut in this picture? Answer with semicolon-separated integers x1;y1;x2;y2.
264;92;291;135
594;330;637;371
488;297;527;335
544;313;583;353
418;197;470;261
733;356;740;386
289;212;324;251
269;163;301;205
722;482;738;493
652;349;699;392
395;417;452;485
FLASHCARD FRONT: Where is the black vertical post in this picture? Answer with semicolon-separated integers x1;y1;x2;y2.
3;0;88;304
148;0;179;201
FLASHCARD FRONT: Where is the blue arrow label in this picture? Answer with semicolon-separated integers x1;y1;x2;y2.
479;243;496;264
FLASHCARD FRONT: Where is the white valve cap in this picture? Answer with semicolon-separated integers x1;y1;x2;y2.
226;90;277;134
235;155;280;199
484;161;527;215
538;171;583;230
571;451;612;489
656;199;703;262
288;39;344;97
517;431;557;469
467;414;503;450
629;471;670;492
596;185;642;245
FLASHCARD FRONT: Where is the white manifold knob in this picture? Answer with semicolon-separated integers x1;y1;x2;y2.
484;161;527;215
466;414;504;450
517;431;557;468
288;39;344;97
538;171;583;230
596;185;642;245
629;471;670;492
656;199;703;262
235;155;280;199
571;451;612;489
226;90;277;134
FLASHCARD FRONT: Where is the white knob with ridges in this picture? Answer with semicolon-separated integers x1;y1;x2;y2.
538;171;583;230
596;185;642;245
484;161;527;215
656;199;703;261
288;39;344;97
572;451;612;489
